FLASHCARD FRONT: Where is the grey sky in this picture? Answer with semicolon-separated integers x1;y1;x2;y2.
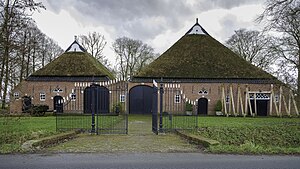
33;0;265;64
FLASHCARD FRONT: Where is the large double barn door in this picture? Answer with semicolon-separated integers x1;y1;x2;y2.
84;84;109;114
129;85;154;114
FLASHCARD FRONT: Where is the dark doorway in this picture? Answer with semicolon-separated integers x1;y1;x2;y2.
22;96;32;112
54;96;64;113
84;85;109;114
198;98;208;115
250;100;269;116
129;85;154;114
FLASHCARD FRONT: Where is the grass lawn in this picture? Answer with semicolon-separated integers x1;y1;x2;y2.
194;116;300;154
0;115;57;154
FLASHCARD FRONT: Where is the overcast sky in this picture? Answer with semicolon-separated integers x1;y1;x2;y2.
32;0;266;65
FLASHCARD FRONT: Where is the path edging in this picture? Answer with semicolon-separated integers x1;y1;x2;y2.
175;130;219;147
22;130;80;152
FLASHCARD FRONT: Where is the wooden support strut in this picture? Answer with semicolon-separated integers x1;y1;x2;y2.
221;85;228;116
290;90;299;116
271;89;279;116
230;85;236;116
237;86;245;117
269;84;273;116
246;86;253;116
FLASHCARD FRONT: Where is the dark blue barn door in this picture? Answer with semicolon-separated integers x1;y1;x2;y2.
129;85;154;114
84;84;109;114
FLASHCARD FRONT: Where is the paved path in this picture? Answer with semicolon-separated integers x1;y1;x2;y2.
1;153;299;169
47;115;200;153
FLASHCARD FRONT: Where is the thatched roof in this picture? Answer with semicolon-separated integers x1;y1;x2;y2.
30;51;114;79
135;21;276;81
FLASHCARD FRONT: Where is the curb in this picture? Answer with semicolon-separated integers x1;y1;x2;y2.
22;130;80;151
175;130;219;147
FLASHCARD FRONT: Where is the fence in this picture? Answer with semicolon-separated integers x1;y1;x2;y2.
56;80;128;134
56;113;128;134
157;82;199;132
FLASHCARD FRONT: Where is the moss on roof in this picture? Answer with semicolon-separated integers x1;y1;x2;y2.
31;52;114;79
136;34;276;80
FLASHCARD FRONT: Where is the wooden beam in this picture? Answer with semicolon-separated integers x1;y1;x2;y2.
246;87;253;116
237;86;246;117
271;91;279;116
222;85;228;116
279;86;282;117
290;90;299;116
269;84;273;116
282;95;290;116
245;86;248;116
230;85;236;116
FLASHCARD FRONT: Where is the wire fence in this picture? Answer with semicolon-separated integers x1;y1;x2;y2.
56;113;128;134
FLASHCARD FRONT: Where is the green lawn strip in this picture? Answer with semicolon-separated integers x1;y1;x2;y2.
194;117;300;154
0;116;58;154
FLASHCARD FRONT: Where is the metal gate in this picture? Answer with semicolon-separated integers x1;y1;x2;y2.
56;81;128;134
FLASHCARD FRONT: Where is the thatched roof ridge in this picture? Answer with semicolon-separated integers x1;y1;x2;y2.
30;52;114;79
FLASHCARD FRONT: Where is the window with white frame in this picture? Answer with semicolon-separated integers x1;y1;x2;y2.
40;92;46;101
71;93;76;101
175;94;181;103
120;95;125;102
14;92;19;99
225;95;230;103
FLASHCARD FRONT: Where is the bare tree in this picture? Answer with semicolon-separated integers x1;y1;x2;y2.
112;37;157;80
0;0;45;108
257;0;300;94
79;32;109;66
226;29;277;72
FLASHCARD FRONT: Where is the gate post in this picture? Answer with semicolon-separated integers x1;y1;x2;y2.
159;83;164;132
152;81;158;134
91;84;96;134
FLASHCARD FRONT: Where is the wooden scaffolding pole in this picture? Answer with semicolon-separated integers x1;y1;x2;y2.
271;90;279;116
290;90;299;116
222;85;228;116
246;86;253;116
237;86;245;117
279;86;283;116
269;84;273;116
230;85;236;116
278;86;289;116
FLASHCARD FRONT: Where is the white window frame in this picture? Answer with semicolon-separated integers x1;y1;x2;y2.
40;92;46;101
120;94;125;103
71;93;76;101
175;94;181;103
225;95;230;103
14;92;20;100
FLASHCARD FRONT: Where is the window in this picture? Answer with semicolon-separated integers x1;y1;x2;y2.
71;93;76;101
40;92;46;101
14;92;19;99
53;87;63;93
175;94;181;103
199;88;208;95
120;95;125;103
226;95;230;103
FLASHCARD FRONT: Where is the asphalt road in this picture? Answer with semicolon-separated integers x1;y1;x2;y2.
0;153;299;169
